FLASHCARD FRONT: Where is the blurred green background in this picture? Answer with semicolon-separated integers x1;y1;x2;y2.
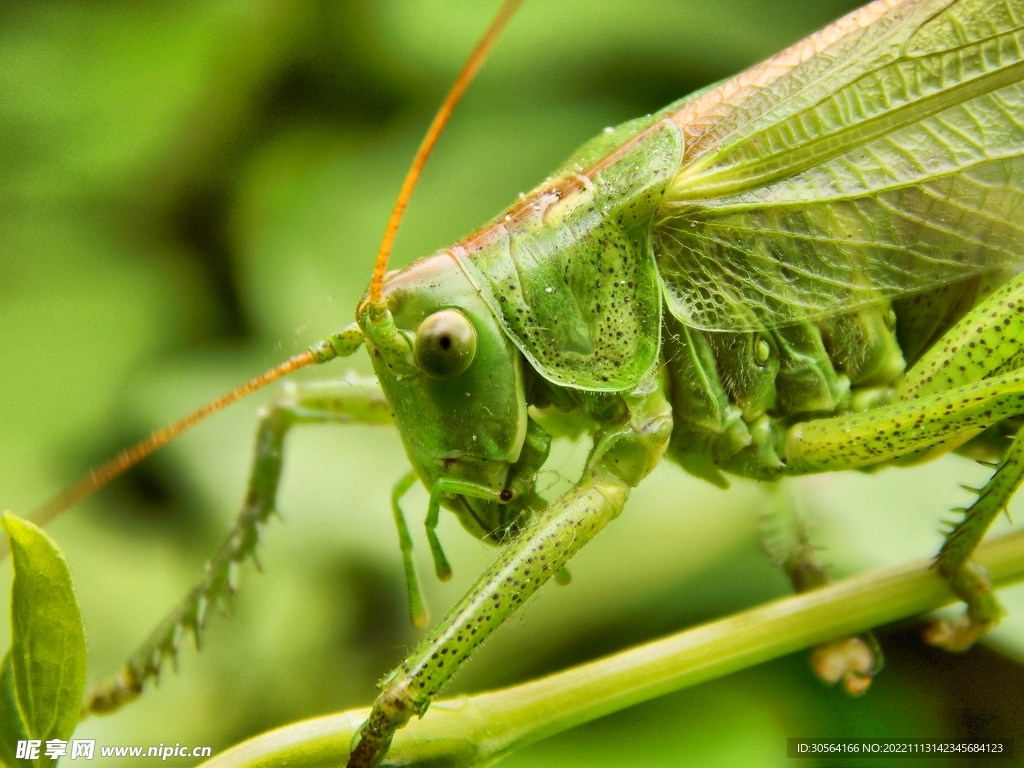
2;1;1024;765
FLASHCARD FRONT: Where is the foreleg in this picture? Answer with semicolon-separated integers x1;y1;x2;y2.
83;374;391;715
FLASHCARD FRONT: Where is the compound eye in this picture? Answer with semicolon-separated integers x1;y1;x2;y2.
414;309;477;379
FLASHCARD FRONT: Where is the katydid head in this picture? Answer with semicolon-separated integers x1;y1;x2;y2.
343;0;528;545
358;252;532;539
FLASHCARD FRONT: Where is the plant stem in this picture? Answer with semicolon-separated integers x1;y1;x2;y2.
201;528;1024;768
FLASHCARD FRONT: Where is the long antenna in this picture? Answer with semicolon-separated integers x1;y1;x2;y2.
30;351;320;530
368;0;524;306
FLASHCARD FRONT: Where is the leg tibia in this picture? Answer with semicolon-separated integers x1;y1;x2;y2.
927;428;1024;649
347;472;630;768
83;375;389;716
939;428;1024;572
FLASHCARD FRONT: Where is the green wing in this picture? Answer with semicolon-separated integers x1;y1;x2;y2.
655;0;1024;332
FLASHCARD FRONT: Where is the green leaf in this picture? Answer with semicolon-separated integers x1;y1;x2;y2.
0;652;30;768
1;512;87;764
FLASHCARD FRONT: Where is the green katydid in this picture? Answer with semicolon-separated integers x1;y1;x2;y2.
342;0;1024;759
8;0;1024;763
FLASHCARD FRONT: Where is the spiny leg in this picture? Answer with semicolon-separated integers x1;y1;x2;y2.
897;272;1024;647
803;272;1024;648
761;483;881;695
926;427;1024;649
785;367;1024;651
346;374;673;768
83;374;392;716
